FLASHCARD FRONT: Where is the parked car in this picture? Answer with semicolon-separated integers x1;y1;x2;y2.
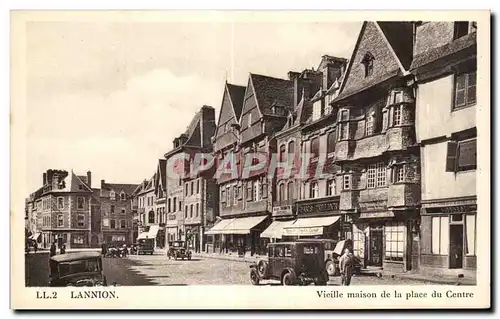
249;241;329;286
167;240;192;260
49;251;114;287
137;238;155;255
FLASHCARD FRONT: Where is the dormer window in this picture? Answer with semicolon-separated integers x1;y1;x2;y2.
120;192;126;201
110;190;116;201
454;21;476;39
361;52;374;77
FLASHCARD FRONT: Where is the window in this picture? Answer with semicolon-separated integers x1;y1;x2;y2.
196;203;199;218
339;109;349;121
393;164;405;183
343;175;351;190
121;208;125;214
279;144;286;162
288;141;295;156
58;214;64;227
367;164;377;189
110;191;115;200
310;182;319;198
385;222;405;261
226;186;231;207
120;192;126;201
454;71;476;108
148;211;154;223
431;216;449;255
57;197;64;209
120;220;126;229
312;99;322;121
77;197;84;209
179;201;182;211
168;198;171;213
173;198;177;212
376;162;387;187
110;220;116;229
185;183;188;196
279;183;286;201
102;218;110;227
221;188;226;203
454;21;471;39
253;180;260;201
466;214;476;256
73;235;84;244
248;113;252;128
327;179;336;196
339;123;349;140
366;114;374;136
327;131;336;154
287;182;294;200
112;235;125;242
310;137;319;159
197;180;200;194
191;181;194;195
110;204;115;214
393;105;402;126
446;138;477;172
362;52;374;77
190;205;193;218
234;185;239;203
184;206;188;219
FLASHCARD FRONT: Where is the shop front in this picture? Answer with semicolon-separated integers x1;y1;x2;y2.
260;203;296;242
185;224;202;253
137;225;160;247
352;209;419;273
420;198;476;277
205;215;269;256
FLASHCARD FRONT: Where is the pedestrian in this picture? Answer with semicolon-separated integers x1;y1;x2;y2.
33;241;38;253
60;244;66;254
339;248;354;286
49;242;57;257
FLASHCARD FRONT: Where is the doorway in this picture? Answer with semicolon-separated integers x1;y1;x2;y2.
368;228;383;267
449;224;464;269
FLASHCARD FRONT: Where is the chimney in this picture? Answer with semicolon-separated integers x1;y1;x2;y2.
101;179;105;188
43;173;47;185
86;171;92;188
288;71;300;108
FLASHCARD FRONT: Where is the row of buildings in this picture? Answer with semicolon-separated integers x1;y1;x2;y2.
25;21;478;278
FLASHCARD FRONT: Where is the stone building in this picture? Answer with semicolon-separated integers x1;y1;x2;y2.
164;105;217;251
331;22;420;273
262;56;347;247
31;169;94;249
136;174;159;246
100;180;139;245
206;74;294;256
411;21;477;278
154;159;167;248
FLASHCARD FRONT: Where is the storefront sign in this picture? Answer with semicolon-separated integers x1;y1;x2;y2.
283;226;323;236
359;201;388;211
297;199;340;215
272;205;293;217
440;205;476;214
359;211;395;219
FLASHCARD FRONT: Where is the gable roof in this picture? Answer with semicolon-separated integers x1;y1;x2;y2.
249;73;294;115
155;159;166;193
226;83;246;120
50;171;93;193
336;21;414;102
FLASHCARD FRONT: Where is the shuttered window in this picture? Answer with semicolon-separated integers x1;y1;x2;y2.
454;71;476;108
327;131;336;154
446;138;477;172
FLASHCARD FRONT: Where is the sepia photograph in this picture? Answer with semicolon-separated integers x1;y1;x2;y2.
10;10;490;309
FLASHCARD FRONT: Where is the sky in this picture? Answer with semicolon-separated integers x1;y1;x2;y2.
25;15;361;193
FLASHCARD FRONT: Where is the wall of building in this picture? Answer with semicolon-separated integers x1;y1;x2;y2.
415;75;476;142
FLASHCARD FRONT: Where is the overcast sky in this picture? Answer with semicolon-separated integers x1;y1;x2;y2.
25;15;361;192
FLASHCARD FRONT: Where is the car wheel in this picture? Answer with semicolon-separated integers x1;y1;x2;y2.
325;260;335;276
250;268;260;285
282;272;295;286
257;260;268;278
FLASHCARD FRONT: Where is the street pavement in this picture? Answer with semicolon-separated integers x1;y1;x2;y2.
25;251;446;286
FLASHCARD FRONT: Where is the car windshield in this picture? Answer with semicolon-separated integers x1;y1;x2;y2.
58;259;100;277
302;245;321;255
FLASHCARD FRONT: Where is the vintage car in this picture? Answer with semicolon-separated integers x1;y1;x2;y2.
137;238;155;255
297;238;362;276
167;240;192;260
49;251;114;287
249;241;329;286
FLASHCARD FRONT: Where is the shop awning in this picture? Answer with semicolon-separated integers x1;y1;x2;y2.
283;216;341;236
149;225;160;238
260;220;296;239
137;232;149;239
204;218;236;235
220;215;268;235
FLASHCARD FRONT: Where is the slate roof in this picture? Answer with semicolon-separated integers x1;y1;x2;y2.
102;182;140;196
226;83;246;120
50;171;93;193
377;22;415;70
410;31;476;71
250;74;294;115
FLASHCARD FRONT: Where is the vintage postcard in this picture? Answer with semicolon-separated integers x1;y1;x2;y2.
11;10;491;309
